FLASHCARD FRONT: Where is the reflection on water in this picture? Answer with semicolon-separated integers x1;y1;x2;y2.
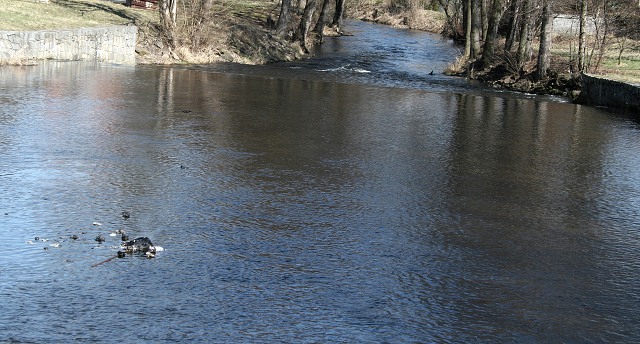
1;56;640;342
197;20;490;94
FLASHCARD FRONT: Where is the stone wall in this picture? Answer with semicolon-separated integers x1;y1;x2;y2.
578;74;640;113
552;15;598;37
0;25;137;64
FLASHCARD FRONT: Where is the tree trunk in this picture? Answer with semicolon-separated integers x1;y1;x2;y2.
276;0;293;38
536;0;552;80
313;0;332;41
192;0;214;48
332;0;346;30
471;0;482;58
438;0;462;40
593;0;609;72
170;0;177;24
504;0;520;51
578;0;587;72
159;0;177;45
464;0;472;58
480;0;504;68
297;0;318;52
481;0;489;42
516;0;531;67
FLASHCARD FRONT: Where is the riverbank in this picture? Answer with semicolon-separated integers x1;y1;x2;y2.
0;1;579;100
0;0;303;65
349;3;640;105
349;6;445;33
3;0;638;109
348;4;584;99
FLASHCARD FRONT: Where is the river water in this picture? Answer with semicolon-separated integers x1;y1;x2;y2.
1;21;639;343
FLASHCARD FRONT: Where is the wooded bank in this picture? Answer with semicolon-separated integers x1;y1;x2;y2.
4;0;640;110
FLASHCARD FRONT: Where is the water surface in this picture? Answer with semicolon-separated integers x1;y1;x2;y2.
1;21;639;343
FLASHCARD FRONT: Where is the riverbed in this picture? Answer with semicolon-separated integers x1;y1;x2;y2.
1;21;639;343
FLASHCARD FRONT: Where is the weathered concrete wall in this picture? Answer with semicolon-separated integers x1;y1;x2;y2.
552;14;598;37
579;74;640;113
0;25;137;64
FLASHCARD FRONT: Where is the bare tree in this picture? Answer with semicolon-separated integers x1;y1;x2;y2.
471;0;482;58
276;0;294;38
159;0;178;44
465;0;472;57
480;0;505;68
577;0;587;71
504;0;521;51
536;0;553;80
191;0;214;48
332;0;346;31
297;0;318;52
516;0;532;67
313;0;333;41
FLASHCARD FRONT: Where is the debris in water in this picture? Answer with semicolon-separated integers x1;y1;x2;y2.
119;237;164;258
92;236;164;267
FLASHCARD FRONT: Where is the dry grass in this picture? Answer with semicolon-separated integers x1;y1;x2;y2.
163;0;299;64
409;9;445;33
444;53;468;75
347;0;446;33
550;34;640;84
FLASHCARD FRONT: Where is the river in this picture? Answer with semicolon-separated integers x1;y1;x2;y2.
1;20;639;343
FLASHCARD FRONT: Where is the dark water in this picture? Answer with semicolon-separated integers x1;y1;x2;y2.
1;21;639;343
201;20;486;94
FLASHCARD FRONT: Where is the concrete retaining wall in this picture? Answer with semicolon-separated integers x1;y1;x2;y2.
579;74;640;113
0;25;137;64
552;14;598;37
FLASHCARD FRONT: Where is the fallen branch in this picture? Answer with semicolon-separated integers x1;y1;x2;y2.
91;255;118;268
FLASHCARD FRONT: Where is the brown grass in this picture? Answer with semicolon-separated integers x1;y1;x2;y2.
444;54;468;75
409;9;445;33
551;33;640;84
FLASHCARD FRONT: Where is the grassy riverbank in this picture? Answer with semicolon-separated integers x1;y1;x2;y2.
0;0;298;65
0;0;153;30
